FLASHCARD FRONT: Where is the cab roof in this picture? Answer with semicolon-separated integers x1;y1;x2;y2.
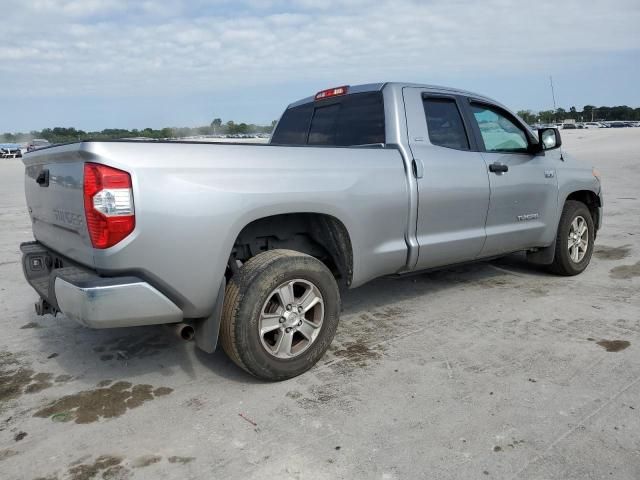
287;82;499;109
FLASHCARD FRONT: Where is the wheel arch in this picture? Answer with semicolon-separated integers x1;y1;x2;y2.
229;211;354;287
195;210;353;355
528;188;601;266
564;189;601;235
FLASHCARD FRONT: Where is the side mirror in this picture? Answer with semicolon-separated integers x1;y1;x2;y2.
538;128;562;150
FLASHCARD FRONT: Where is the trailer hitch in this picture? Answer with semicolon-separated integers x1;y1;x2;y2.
35;297;58;316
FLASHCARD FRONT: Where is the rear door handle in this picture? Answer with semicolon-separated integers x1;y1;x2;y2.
412;158;424;179
489;162;508;174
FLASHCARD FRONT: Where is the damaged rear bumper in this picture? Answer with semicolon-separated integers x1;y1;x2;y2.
20;241;183;328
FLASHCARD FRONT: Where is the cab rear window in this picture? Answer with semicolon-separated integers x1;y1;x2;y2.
271;92;385;146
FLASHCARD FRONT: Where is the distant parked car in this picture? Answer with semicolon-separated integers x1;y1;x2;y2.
26;139;50;152
0;144;22;158
562;123;577;129
609;122;625;128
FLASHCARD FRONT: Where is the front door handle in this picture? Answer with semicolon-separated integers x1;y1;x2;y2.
489;162;508;174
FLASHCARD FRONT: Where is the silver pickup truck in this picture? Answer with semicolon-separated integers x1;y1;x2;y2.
20;82;602;380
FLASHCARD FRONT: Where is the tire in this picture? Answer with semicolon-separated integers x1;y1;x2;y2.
220;249;340;381
549;200;595;276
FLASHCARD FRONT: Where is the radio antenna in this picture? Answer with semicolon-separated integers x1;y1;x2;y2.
549;75;564;161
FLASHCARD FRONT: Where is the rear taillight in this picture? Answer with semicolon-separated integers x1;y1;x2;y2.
83;162;135;249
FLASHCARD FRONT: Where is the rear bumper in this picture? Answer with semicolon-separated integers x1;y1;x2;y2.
54;277;183;328
20;241;183;328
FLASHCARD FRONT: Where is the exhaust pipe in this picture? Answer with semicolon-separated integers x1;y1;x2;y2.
169;323;195;341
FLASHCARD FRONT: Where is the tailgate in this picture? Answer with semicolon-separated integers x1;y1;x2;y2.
23;143;95;267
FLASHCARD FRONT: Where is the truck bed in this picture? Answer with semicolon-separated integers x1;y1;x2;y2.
23;140;410;318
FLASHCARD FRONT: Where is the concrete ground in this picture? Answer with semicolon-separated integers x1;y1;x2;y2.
1;129;639;480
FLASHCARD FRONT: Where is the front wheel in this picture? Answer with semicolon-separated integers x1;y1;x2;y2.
220;249;340;381
549;200;595;276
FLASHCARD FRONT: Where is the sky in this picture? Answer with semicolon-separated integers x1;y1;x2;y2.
0;0;639;132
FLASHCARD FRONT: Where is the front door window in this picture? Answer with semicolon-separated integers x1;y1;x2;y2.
470;104;528;153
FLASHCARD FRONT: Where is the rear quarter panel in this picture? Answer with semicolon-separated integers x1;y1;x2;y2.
83;141;409;317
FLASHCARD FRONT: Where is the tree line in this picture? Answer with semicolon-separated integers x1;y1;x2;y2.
517;105;640;125
0;118;277;144
2;104;640;144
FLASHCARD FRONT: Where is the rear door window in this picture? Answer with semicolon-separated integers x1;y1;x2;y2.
423;97;470;150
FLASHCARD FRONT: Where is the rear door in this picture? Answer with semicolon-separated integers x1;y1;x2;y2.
463;100;558;257
403;88;490;269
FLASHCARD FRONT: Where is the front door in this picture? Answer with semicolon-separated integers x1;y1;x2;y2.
464;101;558;257
403;88;490;270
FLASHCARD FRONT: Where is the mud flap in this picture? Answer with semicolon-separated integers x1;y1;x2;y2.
526;238;556;265
194;279;225;353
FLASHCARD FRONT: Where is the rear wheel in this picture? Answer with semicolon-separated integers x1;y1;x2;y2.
220;249;340;381
549;200;594;276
